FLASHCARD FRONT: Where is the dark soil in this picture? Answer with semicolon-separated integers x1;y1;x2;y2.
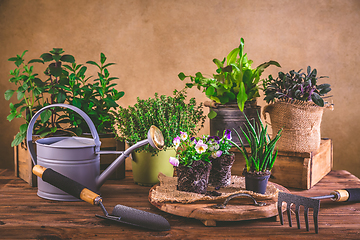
176;160;212;194
209;154;235;187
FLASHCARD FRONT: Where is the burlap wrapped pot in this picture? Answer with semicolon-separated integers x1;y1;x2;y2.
263;99;333;153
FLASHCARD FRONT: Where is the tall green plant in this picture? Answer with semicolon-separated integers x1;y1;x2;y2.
5;49;124;146
114;89;206;154
229;113;282;172
178;38;280;118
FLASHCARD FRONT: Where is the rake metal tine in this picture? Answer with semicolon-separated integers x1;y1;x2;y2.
277;200;284;225
313;205;320;234
286;204;292;227
304;207;310;231
295;204;301;229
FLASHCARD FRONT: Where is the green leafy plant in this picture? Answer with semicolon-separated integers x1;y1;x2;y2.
5;49;124;146
178;38;280;118
262;66;331;107
230;113;282;173
114;89;206;154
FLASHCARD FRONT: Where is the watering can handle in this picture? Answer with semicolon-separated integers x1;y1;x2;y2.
26;103;101;165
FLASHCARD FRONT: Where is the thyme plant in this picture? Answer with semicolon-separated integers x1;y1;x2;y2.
114;89;206;154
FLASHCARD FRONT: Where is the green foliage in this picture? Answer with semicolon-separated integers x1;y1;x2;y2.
262;66;331;107
5;49;124;146
230;113;282;173
114;89;206;154
178;38;280;118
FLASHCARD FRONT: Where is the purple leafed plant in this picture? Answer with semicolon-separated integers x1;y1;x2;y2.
262;66;331;107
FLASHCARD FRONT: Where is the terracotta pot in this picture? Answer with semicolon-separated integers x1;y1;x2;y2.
176;160;212;194
243;170;271;194
209;154;235;187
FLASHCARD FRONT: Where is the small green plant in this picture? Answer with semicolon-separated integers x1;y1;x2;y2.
230;114;282;173
262;66;331;107
5;49;124;146
114;89;206;154
178;38;280;118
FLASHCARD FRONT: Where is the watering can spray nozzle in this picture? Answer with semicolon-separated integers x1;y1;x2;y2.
95;125;165;188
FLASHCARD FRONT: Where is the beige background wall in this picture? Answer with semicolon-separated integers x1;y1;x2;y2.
1;0;359;177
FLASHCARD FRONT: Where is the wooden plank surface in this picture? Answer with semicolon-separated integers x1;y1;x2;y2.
1;169;360;239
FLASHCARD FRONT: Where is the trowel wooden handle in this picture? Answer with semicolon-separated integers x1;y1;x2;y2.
331;188;360;202
32;165;102;205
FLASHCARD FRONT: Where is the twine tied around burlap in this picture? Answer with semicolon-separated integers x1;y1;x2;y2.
263;99;334;153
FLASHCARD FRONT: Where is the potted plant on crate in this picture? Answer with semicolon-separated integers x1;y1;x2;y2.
5;49;125;185
230;114;282;194
169;133;213;194
178;38;280;145
262;66;333;153
114;89;206;186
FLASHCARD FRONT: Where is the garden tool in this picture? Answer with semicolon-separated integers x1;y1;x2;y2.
32;165;170;231
27;103;165;201
277;188;360;233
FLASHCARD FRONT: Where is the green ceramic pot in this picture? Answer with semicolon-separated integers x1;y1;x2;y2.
131;148;175;186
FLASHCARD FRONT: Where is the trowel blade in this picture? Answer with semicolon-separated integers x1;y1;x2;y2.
97;204;170;231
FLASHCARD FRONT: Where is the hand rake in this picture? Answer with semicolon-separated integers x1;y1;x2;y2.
277;188;360;233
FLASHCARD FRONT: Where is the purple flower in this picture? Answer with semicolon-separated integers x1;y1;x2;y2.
224;129;232;140
169;157;179;167
211;150;223;158
180;131;188;141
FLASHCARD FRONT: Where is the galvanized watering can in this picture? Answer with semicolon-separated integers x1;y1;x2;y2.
27;103;164;201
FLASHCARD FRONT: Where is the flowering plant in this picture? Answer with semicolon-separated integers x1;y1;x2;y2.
169;130;233;167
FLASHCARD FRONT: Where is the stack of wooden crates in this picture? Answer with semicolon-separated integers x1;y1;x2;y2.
231;138;333;189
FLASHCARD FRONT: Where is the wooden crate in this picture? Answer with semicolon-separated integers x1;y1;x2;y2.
14;135;126;187
231;138;333;189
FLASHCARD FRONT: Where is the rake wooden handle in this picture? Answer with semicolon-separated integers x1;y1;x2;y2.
331;188;360;202
32;165;102;205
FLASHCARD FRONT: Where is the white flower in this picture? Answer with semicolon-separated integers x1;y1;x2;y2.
173;136;181;150
169;157;179;167
180;131;188;141
195;140;208;154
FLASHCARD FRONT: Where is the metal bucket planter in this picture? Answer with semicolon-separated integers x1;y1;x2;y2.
209;101;261;145
131;148;175;186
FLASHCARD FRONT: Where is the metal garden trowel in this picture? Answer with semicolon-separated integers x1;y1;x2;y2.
32;165;170;231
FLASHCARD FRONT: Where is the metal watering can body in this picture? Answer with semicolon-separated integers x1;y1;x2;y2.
27;104;164;201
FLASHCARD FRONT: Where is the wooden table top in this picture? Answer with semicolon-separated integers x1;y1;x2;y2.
1;169;360;239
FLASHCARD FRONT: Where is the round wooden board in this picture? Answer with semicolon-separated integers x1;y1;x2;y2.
149;181;290;226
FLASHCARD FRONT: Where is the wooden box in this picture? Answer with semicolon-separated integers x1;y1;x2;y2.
231;138;333;189
14;135;126;187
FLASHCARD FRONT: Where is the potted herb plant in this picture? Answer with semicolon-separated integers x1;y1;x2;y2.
178;38;280;145
262;66;333;153
230;113;282;194
207;130;235;188
114;89;206;186
169;133;213;194
5;49;125;185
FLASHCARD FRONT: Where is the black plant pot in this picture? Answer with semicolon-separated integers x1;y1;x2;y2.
209;154;235;187
243;170;271;194
176;160;212;194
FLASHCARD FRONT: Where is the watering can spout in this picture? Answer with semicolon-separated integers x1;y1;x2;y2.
96;125;165;189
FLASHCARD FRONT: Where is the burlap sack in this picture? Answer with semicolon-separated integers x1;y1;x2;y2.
263;99;333;153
